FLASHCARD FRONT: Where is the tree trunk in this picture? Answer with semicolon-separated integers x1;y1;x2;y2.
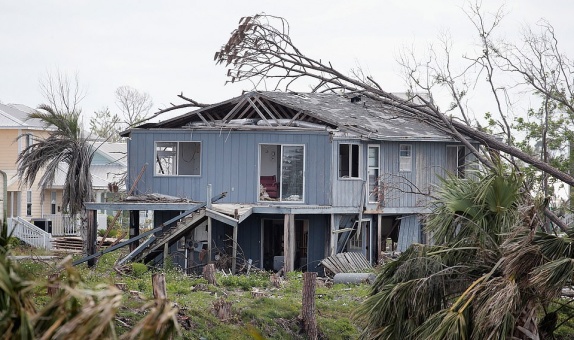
302;272;318;340
513;300;539;340
86;209;97;267
152;273;167;300
203;263;217;285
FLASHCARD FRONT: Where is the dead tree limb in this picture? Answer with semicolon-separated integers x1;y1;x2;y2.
213;14;574;188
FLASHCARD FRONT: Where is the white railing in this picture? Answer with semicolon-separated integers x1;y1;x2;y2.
44;214;80;236
8;217;52;250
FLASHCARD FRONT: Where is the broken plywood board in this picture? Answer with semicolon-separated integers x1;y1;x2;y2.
320;252;372;275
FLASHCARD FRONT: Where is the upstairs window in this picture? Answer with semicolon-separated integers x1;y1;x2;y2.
155;141;201;176
259;144;305;202
26;191;32;216
399;144;412;172
339;144;360;178
368;145;380;203
446;145;467;178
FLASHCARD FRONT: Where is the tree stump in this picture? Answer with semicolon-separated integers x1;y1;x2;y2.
203;263;217;285
47;273;59;297
152;273;167;300
115;283;127;291
302;272;318;340
213;298;232;320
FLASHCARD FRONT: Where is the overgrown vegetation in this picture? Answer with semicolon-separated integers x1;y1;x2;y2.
1;244;369;339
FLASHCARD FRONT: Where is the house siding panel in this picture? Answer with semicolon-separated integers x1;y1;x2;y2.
127;130;332;205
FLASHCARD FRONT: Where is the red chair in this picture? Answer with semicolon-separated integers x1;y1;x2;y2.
260;175;279;198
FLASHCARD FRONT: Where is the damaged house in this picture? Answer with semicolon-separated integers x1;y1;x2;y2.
87;91;476;274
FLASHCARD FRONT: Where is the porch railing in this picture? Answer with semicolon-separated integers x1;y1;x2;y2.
44;214;80;236
8;217;52;250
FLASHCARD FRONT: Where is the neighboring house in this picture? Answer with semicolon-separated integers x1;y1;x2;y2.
101;91;476;274
0;103;54;229
0;103;127;237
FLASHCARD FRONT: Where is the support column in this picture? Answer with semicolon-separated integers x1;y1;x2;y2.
232;225;238;274
129;210;140;251
87;209;97;267
207;217;212;264
377;215;382;264
329;214;337;256
283;214;295;272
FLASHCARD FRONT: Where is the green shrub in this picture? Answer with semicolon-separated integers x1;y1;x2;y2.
131;263;148;277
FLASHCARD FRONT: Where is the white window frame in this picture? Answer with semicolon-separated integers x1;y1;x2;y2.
367;145;380;203
154;141;202;176
339;143;361;179
258;143;306;203
399;144;412;172
26;190;32;216
51;191;57;215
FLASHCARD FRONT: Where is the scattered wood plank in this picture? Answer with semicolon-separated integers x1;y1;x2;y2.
320;252;372;275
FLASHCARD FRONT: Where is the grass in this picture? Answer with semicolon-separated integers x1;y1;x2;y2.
11;247;370;339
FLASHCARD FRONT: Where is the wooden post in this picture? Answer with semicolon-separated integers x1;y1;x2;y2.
129;210;140;251
330;214;337;256
377;215;382;264
87;209;97;267
152;273;167;299
47;273;59;297
163;242;169;268
207;217;212;263
302;272;318;340
283;214;295;272
232;225;238;274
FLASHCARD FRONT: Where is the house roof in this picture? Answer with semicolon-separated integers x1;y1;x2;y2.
130;91;463;142
0;103;49;129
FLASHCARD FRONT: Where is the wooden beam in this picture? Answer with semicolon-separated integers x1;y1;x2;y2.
253;97;281;125
129;210;140;251
232;226;238;274
222;97;248;122
87;209;97;267
246;97;271;126
377;215;382;264
287;110;304;126
207;216;212;264
283;214;295;272
206;209;238;227
330;214;337;256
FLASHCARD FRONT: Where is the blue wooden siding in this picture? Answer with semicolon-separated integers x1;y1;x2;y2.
127;130;332;205
331;140;365;207
397;215;421;251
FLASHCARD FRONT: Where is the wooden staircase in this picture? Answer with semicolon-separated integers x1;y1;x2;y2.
129;209;207;263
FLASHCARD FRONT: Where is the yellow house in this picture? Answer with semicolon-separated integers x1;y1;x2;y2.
0;103;54;228
0;103;127;237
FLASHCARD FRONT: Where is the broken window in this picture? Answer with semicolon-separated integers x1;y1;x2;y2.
446;145;467;178
259;144;305;202
155;141;201;176
339;143;360;178
368;145;380;203
399;144;412;172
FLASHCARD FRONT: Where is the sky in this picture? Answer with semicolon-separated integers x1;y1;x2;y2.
2;0;573;123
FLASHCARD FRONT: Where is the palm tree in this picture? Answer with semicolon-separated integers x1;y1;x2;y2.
16;104;94;255
355;162;574;339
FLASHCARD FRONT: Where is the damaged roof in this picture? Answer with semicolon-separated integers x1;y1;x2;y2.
130;91;462;141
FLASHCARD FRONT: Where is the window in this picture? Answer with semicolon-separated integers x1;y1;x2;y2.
399;144;412;172
339;144;360;178
26;191;32;216
259;144;305;202
368;145;380;202
51;191;57;215
446;145;467;178
155;141;201;176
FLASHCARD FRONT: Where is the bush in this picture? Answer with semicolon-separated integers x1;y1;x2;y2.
131;263;148;277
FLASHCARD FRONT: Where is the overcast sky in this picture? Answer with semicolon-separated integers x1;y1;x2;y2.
2;0;573;123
